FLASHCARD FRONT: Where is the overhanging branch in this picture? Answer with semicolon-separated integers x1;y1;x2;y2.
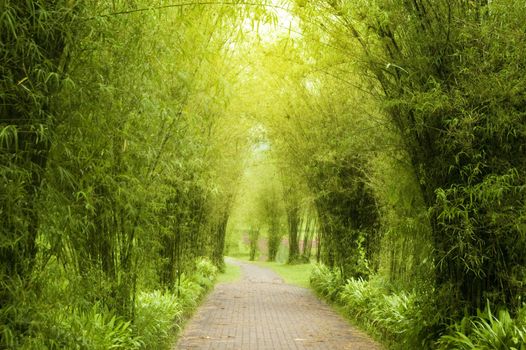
87;1;293;20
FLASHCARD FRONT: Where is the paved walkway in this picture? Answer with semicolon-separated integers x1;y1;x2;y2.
175;258;382;350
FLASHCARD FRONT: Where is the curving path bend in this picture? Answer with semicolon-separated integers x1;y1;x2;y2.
175;258;382;350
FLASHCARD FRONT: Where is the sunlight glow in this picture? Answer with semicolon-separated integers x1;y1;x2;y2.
243;1;301;43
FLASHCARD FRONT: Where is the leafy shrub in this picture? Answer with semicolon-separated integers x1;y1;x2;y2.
193;257;218;291
175;274;205;311
310;263;344;301
134;291;183;349
340;277;377;320
369;291;429;348
18;305;141;350
0;264;141;350
311;263;437;349
1;257;220;350
437;304;526;350
173;258;218;313
133;257;218;349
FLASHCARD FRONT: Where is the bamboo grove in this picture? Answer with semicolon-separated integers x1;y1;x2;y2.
2;0;526;349
0;1;263;348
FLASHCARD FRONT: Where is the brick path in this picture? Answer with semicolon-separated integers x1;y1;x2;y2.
175;258;382;350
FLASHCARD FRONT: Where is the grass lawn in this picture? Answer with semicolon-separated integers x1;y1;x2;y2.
225;255;314;288
237;256;313;288
260;261;313;288
216;259;242;284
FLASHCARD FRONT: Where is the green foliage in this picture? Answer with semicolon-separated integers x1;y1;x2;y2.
310;263;439;349
137;257;217;349
437;304;526;350
175;275;205;311
253;27;386;276
31;305;139;350
1;285;140;350
192;257;219;291
312;155;380;278
1;1;256;346
0;0;80;299
0;256;217;349
3;0;526;348
370;151;435;290
134;291;182;349
310;264;344;302
290;0;526;346
174;258;218;313
261;184;283;262
322;0;526;311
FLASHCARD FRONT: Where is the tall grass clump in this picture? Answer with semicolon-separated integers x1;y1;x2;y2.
136;257;218;348
310;264;344;302
4;303;141;350
437;303;526;350
134;291;183;349
310;263;438;349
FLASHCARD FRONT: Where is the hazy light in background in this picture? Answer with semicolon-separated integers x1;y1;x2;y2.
242;1;301;43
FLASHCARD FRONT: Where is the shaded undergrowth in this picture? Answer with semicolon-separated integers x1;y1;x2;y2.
1;258;218;350
310;264;526;349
